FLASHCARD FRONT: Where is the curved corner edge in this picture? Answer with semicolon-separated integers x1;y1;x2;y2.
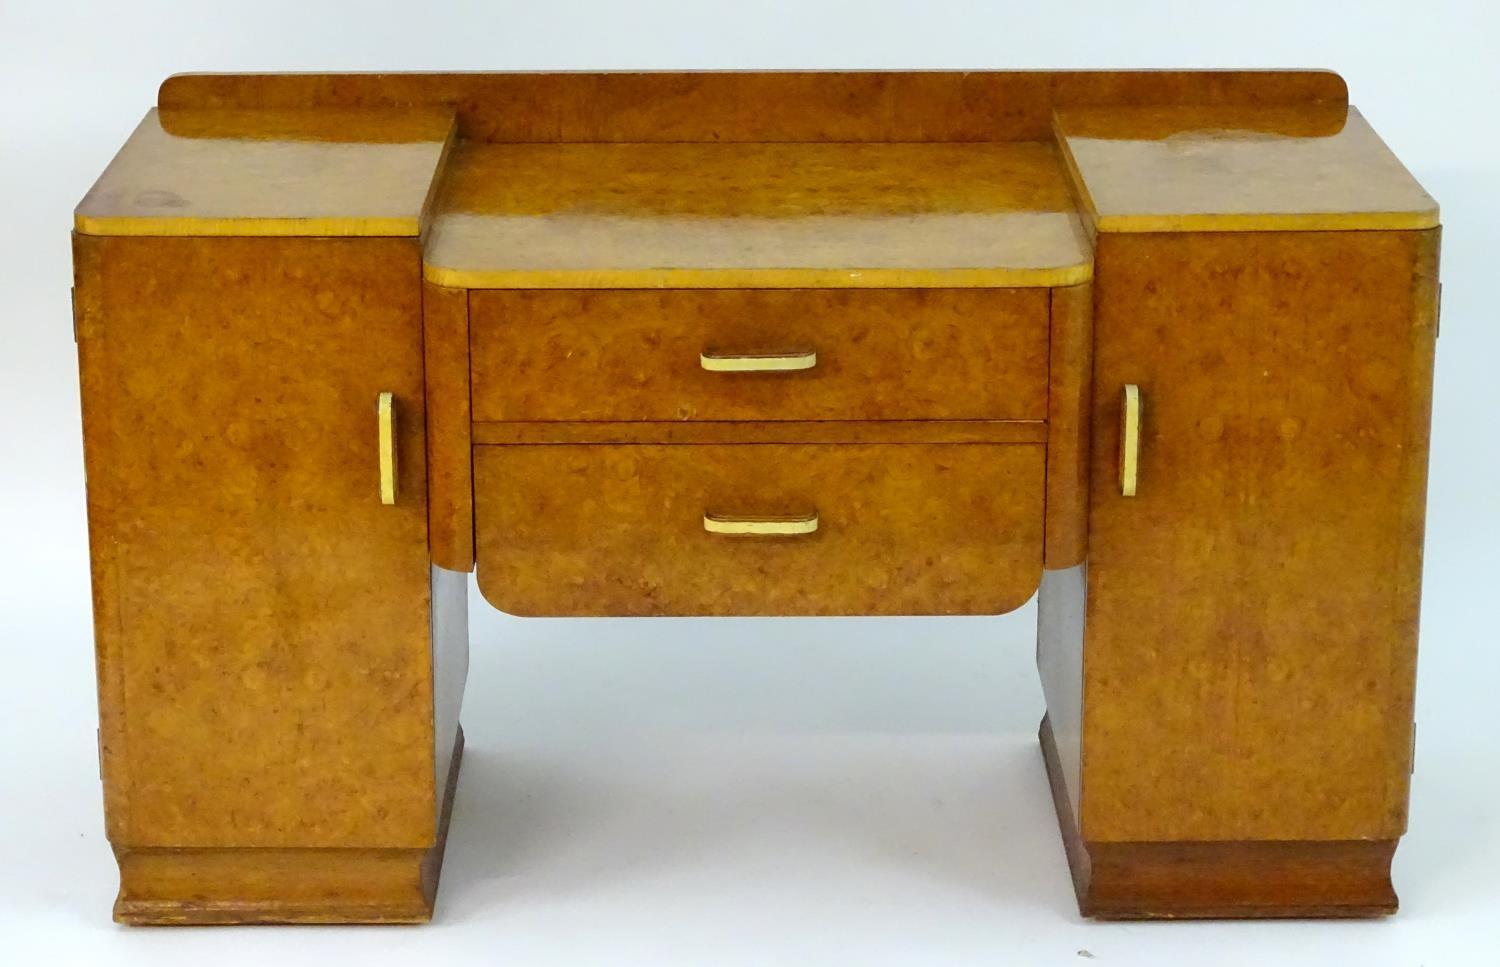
472;564;548;619
1307;68;1351;107
158;72;208;108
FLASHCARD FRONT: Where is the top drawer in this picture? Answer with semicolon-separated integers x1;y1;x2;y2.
469;288;1049;422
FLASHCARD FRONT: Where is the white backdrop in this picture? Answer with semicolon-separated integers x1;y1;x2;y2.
2;2;1498;964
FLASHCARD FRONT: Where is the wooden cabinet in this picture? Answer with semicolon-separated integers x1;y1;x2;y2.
1033;228;1438;917
72;70;1440;924
75;235;465;923
1084;230;1436;844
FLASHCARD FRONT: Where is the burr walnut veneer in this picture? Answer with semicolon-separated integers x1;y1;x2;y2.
73;70;1439;924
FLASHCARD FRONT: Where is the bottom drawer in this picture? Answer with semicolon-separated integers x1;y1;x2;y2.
474;443;1044;616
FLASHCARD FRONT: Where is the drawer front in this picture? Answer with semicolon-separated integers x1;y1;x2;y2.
474;443;1043;616
469;288;1049;422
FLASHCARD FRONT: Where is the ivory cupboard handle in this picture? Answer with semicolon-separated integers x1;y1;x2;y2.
378;392;397;505
1119;384;1141;498
702;512;819;536
699;349;817;372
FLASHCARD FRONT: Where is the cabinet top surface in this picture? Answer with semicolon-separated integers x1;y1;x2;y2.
74;108;455;237
423;140;1093;289
72;78;1440;289
1056;105;1438;233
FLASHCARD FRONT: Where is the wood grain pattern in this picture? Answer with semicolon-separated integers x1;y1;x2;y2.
159;71;1347;143
1041;717;1397;918
75;234;438;849
425;141;1090;289
75;108;455;237
114;729;465;925
473;443;1044;616
1044;283;1093;568
469;288;1050;423
423;282;473;571
114;846;436;924
1079;229;1438;843
1056;105;1437;233
471;420;1046;446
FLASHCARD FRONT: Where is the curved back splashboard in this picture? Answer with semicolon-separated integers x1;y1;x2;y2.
159;69;1348;143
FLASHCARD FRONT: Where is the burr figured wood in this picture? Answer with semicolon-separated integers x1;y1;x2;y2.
71;69;1439;924
74;233;465;923
75;108;455;237
469;420;1047;446
425;141;1091;289
114;729;466;925
75;235;438;848
158;70;1348;142
1044;284;1093;568
468;288;1050;423
1033;227;1437;918
1040;717;1401;918
1055;105;1437;234
1081;229;1436;844
422;281;474;572
473;443;1045;617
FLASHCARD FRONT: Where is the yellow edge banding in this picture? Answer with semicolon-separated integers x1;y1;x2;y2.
74;215;423;237
1093;210;1441;233
421;263;1095;289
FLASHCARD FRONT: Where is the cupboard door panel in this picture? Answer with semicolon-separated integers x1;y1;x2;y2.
1081;230;1438;842
76;235;436;848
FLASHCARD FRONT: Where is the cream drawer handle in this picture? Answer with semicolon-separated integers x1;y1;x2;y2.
1119;384;1141;497
377;391;398;505
699;349;817;372
703;512;819;536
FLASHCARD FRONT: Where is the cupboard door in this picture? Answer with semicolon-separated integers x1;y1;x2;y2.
1082;230;1438;843
76;236;436;848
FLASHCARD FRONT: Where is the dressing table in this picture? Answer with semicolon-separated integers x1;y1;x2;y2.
72;70;1439;923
